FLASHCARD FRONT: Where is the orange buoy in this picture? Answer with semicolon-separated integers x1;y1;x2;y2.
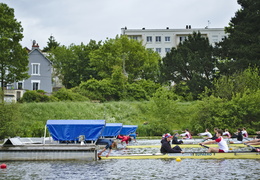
0;163;7;169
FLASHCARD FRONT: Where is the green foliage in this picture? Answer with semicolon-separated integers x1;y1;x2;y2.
0;3;29;101
0;103;22;139
42;35;60;52
49;40;101;88
90;35;160;82
160;32;216;99
125;83;147;101
213;67;260;100
215;0;260;74
190;89;260;133
51;88;89;102
20;90;51;103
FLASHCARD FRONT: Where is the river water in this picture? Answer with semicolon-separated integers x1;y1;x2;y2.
0;139;259;180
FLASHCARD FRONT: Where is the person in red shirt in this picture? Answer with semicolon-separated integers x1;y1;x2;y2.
117;135;132;145
200;129;229;153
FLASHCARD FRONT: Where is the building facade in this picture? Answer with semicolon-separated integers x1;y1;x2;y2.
3;41;53;102
121;26;227;57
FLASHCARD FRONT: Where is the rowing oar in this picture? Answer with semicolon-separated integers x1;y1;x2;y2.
199;143;209;149
244;143;260;152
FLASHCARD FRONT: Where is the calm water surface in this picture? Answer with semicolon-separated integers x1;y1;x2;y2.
0;139;259;180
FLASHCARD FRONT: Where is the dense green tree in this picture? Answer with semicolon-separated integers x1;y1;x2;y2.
215;0;260;74
42;35;60;52
0;3;29;101
161;32;216;99
89;35;161;82
49;40;101;88
213;67;260;100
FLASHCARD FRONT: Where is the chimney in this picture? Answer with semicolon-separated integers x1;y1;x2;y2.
32;40;39;50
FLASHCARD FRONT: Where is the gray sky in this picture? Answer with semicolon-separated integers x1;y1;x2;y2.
2;0;241;49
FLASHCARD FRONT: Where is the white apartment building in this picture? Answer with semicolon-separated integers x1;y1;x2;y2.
121;26;227;57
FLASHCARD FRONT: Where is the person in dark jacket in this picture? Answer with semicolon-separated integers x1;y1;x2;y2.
211;128;219;140
230;128;243;144
172;133;183;144
96;139;117;157
160;134;184;154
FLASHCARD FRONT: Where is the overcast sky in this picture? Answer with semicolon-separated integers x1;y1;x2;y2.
2;0;241;49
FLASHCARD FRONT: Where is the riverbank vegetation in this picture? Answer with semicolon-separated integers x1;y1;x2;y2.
1;70;259;139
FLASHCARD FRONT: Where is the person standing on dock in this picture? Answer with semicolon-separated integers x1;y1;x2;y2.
198;129;213;139
96;139;117;157
200;129;229;153
161;134;184;154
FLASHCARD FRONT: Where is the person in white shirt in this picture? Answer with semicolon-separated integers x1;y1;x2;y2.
198;129;212;139
242;127;248;138
223;129;232;138
200;129;229;153
180;129;192;139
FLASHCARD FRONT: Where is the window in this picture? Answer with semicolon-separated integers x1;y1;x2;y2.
165;48;171;53
212;35;218;43
18;82;23;89
147;36;152;42
31;80;40;91
155;36;161;42
32;63;40;75
179;36;188;43
155;48;161;53
131;36;138;40
165;36;170;42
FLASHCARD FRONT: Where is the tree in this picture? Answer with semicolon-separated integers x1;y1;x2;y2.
0;3;29;102
215;0;260;74
42;35;60;52
160;32;216;99
49;40;101;88
89;35;161;82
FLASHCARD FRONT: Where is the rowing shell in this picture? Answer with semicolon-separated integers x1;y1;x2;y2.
100;152;260;160
126;144;258;148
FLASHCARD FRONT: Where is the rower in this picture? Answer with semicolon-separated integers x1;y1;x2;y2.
230;128;243;144
211;127;219;140
180;129;192;139
223;129;232;138
172;133;183;144
242;127;249;138
160;134;184;154
96;139;117;157
198;129;212;139
200;129;229;153
255;131;260;139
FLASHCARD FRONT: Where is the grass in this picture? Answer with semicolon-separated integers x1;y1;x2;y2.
16;101;195;137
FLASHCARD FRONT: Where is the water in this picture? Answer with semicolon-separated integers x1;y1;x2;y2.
0;139;259;180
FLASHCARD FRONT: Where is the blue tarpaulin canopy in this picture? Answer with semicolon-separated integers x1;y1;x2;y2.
46;120;105;141
120;125;138;135
101;123;123;137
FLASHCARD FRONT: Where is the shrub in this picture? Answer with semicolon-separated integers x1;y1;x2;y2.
51;88;89;101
